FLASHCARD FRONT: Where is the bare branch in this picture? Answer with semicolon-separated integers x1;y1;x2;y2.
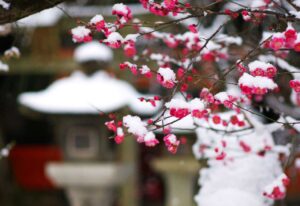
265;94;300;119
0;0;65;24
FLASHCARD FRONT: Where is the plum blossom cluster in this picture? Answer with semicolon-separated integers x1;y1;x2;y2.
264;25;300;52
120;61;152;77
137;29;230;63
238;73;278;96
140;0;186;16
102;33;140;58
112;3;132;25
71;26;93;43
248;60;277;78
157;67;177;88
211;113;246;128
165;98;208;119
105;115;181;153
123;115;153;144
163;134;181;154
290;77;300;106
227;9;267;23
120;62;183;89
120;61;194;91
214;92;240;110
225;0;281;23
105;120;124;144
289;79;300;93
263;173;290;200
199;89;246;113
71;3;137;57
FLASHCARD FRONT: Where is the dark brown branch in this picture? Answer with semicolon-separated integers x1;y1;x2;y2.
286;0;300;11
0;0;65;24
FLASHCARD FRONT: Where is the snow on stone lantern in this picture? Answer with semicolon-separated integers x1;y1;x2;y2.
18;42;161;206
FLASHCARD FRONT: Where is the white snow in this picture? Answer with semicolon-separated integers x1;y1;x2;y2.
89;14;104;24
116;127;124;136
295;158;300;169
65;4;147;17
0;60;8;72
129;94;162;115
157;67;177;82
103;32;123;43
238;73;278;89
123;115;148;137
258;55;300;78
290;11;300;19
0;148;9;157
124;34;139;42
251;0;268;7
259;55;300;105
195;154;280;206
263;173;288;197
293;0;300;7
214;92;229;103
215;34;242;46
189;98;206;111
0;0;9;10
167;134;177;144
193;112;286;206
196;188;266;206
16;4;148;28
0;24;11;36
139;65;151;74
165;97;206;112
4;46;20;59
285;116;300;132
154;113;196;133
248;60;274;72
71;26;91;42
144;131;157;141
74;41;113;63
17;7;63;27
112;3;129;15
18;71;160;115
165;98;189;109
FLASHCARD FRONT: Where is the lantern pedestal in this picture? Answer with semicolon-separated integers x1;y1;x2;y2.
151;157;200;206
46;163;132;206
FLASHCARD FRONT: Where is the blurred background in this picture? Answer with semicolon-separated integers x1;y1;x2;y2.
0;0;299;206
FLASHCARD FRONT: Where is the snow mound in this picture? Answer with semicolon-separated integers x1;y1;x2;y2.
196;188;265;206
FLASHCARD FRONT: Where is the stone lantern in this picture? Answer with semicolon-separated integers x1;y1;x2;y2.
18;42;160;206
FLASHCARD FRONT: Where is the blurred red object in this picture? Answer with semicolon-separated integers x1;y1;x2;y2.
9;145;62;190
286;155;300;201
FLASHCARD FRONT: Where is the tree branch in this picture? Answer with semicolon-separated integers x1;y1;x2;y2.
0;0;65;24
265;94;300;119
